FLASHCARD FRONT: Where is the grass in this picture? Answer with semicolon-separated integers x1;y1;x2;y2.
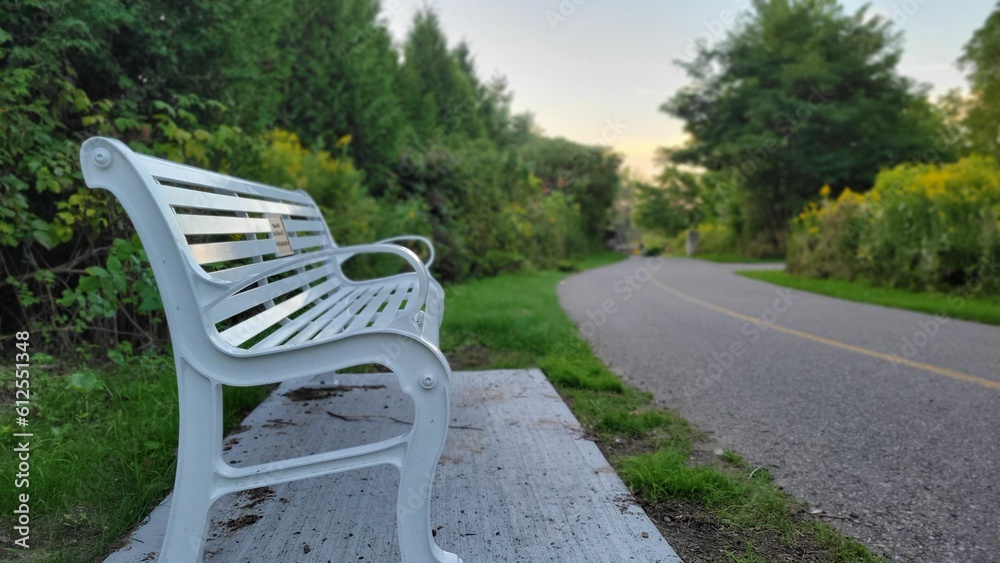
441;252;881;562
737;269;1000;326
684;252;785;264
0;348;270;562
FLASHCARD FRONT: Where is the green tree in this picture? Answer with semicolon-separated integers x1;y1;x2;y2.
663;0;952;252
633;167;704;238
453;41;517;147
396;9;485;142
279;0;405;186
520;136;622;248
960;3;1000;160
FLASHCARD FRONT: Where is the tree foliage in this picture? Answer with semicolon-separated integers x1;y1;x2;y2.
279;0;406;185
519;137;622;247
960;2;1000;161
0;1;622;353
397;9;485;142
662;0;953;252
788;156;1000;293
633;167;704;238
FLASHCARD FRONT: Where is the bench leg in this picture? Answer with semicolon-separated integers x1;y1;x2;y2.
396;364;461;563
159;364;221;562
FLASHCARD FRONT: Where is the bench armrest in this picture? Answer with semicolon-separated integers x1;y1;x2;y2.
330;243;431;313
340;235;435;269
205;243;431;328
376;236;435;269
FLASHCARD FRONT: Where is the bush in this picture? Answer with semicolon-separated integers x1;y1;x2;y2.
392;139;589;281
641;245;665;257
692;222;736;255
661;222;736;257
786;186;868;280
787;156;1000;293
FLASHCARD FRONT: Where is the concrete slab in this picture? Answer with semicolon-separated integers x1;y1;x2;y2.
105;369;681;562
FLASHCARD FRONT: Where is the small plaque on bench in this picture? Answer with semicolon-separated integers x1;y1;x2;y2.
267;213;294;257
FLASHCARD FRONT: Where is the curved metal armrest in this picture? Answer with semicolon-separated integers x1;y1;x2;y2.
342;235;435;269
207;244;430;324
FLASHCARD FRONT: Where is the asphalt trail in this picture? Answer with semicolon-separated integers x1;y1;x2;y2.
558;257;1000;562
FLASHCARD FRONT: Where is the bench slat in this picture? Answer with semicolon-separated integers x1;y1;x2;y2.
368;280;416;329
140;156;316;205
203;254;333;283
314;285;382;340
345;281;402;331
218;277;343;347
269;287;364;347
282;219;327;233
163;185;322;218
190;235;329;265
207;267;336;324
177;215;270;236
176;215;326;236
249;288;349;349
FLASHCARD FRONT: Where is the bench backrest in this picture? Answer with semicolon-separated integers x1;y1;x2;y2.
94;139;336;280
80;137;358;351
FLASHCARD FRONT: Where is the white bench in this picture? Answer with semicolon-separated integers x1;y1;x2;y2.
80;137;460;563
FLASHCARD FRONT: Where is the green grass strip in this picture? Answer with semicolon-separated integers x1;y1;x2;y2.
737;270;1000;326
442;252;881;562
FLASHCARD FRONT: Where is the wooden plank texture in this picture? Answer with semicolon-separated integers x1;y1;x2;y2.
104;370;681;563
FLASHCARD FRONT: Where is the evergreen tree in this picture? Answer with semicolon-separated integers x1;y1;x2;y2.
453;41;516;146
396;9;485;142
280;0;406;185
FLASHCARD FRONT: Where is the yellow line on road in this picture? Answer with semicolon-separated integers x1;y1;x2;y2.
649;276;1000;390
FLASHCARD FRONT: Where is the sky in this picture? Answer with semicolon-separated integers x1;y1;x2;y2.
382;1;996;180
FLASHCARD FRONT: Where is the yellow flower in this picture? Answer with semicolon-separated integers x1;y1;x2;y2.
819;184;831;198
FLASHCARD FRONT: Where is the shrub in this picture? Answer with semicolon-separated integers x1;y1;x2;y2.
786;186;868;280
863;156;1000;292
693;221;736;255
641;245;665;257
787;156;1000;293
661;222;735;257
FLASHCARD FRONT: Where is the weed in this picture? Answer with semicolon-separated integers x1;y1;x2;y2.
722;449;748;469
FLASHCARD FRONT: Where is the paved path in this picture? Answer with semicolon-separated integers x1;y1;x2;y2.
558;257;1000;562
106;370;680;563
